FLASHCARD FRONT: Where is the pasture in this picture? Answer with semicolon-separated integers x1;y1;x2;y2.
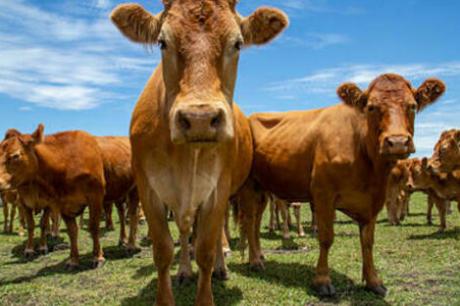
0;192;459;306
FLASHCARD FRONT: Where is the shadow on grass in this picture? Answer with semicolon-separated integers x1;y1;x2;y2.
228;260;390;306
121;276;243;306
0;244;141;286
9;236;67;262
408;227;460;240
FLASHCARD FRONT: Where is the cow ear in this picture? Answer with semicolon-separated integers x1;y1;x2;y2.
240;7;288;46
31;124;44;145
337;83;367;110
415;78;445;111
110;4;161;45
4;129;21;140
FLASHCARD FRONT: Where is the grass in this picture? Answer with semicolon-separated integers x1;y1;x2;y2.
0;192;459;306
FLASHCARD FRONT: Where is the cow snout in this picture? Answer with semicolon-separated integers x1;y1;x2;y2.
171;104;233;144
382;135;415;156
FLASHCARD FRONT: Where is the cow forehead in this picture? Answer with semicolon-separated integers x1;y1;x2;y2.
368;74;413;102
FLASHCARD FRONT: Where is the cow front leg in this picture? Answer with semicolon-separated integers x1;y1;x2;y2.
433;197;447;232
23;206;35;258
309;202;318;236
62;215;79;269
51;210;60;238
17;204;25;237
360;217;386;296
38;208;50;255
104;202;114;231
427;194;434;225
213;225;229;281
279;201;290;240
293;203;305;237
312;194;335;297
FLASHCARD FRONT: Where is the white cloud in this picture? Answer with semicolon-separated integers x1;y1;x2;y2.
0;0;158;110
266;62;460;96
282;33;349;49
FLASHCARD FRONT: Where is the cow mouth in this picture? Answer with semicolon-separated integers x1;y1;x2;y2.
381;152;411;161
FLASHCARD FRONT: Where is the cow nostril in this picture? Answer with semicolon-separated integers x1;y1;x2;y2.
178;112;191;131
210;111;223;128
385;138;394;147
404;137;412;146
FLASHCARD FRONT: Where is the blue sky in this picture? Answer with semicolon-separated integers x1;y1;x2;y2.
1;0;459;157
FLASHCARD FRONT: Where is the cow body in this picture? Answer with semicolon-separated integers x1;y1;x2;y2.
238;74;445;297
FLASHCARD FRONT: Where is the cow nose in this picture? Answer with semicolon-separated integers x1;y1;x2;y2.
383;135;414;154
177;109;223;132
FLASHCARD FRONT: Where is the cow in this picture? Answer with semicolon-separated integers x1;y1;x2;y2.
0;125;106;269
96;136;140;251
408;157;460;232
385;159;413;225
236;73;445;297
110;1;288;305
1;190;25;235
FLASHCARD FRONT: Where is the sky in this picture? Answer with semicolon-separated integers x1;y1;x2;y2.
1;0;460;157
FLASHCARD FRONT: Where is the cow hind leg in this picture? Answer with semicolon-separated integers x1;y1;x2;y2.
115;201;127;247
293;204;305;237
427;195;434;225
360;217;386;296
213;225;229;281
433;198;447;232
23;206;36;258
3;201;9;233
8;202;17;233
88;196;105;268
279;201;290;240
104;202;115;231
38;208;50;255
126;190;140;253
177;230;193;285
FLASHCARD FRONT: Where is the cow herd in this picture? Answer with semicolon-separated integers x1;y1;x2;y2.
0;1;457;305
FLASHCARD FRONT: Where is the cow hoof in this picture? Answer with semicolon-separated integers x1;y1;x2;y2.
212;269;229;281
366;284;387;297
92;259;105;269
24;249;35;258
315;284;336;297
118;240;128;248
176;272;193;285
139;219;146;225
298;232;306;238
223;248;232;258
249;261;265;272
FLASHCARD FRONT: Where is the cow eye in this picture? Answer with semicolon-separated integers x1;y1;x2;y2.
367;105;378;113
8;153;21;162
158;39;167;50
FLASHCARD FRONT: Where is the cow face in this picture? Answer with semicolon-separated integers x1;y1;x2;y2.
0;124;44;191
407;157;434;190
337;74;445;160
429;129;460;173
111;1;288;145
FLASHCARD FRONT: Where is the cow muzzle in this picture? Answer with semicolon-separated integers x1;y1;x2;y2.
381;134;415;158
170;103;233;145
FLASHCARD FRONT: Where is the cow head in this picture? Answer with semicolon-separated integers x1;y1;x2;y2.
429;129;460;173
111;1;288;145
0;124;44;191
337;74;445;160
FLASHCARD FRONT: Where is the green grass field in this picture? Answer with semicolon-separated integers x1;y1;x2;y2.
0;192;459;306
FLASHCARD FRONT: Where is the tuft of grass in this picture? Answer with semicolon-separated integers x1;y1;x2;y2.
0;192;459;305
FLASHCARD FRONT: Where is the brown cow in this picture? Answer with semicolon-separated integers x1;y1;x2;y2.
96;136;140;251
110;1;288;305
0;125;106;269
1;190;25;235
237;74;445;297
385;159;413;225
408;157;460;231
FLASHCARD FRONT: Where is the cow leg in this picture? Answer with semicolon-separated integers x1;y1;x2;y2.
312;194;335;297
254;195;267;262
143;190;175;306
62;215;79;269
23;206;35;257
194;193;227;306
359;217;386;296
223;208;231;256
268;199;276;234
293;204;305;237
275;202;281;230
17;204;25;237
8;202;17;233
115;201;127;247
104;202;115;231
51;210;60;238
79;209;84;229
38;208;50;255
88;198;105;268
309;202;318;236
213;225;229;281
126;190;140;252
427;194;434;225
433;197;447;232
3;201;9;233
177;230;193;284
279;201;290;240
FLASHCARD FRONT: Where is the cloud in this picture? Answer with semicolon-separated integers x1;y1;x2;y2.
282;33;349;49
266;62;460;97
0;0;158;110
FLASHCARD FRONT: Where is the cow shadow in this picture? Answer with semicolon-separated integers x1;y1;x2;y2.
228;261;390;306
9;236;67;261
408;227;460;240
121;274;243;306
